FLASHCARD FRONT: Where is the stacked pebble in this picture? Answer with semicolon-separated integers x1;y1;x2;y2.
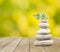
34;20;54;46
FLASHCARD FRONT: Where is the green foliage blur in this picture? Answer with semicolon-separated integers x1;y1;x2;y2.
0;0;60;37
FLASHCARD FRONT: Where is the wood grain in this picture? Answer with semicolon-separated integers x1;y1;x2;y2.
14;38;29;52
0;38;22;52
29;38;44;52
0;38;13;50
0;38;10;43
0;38;59;52
42;38;60;52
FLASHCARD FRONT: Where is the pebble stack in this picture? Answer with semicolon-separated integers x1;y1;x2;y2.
34;20;54;46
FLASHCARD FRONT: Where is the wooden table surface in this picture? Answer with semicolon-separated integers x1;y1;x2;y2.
0;38;60;52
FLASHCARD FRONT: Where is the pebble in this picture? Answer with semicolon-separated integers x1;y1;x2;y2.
36;34;53;40
41;20;48;23
37;29;50;35
39;23;49;29
34;39;54;46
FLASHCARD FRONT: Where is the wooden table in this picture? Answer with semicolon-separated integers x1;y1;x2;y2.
0;38;60;52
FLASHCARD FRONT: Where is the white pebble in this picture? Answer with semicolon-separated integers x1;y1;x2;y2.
41;20;48;23
39;23;49;28
34;39;54;46
36;34;52;40
37;29;50;35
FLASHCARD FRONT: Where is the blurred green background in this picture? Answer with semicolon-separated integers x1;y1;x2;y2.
0;0;60;37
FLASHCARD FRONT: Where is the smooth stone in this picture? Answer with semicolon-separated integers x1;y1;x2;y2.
34;39;54;46
37;29;50;35
41;20;48;23
36;34;53;40
39;23;49;29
